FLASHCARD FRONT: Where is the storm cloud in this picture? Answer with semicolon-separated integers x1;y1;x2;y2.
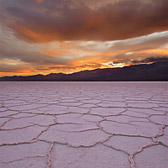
1;0;168;42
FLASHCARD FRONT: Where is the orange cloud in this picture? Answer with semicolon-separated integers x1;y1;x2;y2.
11;25;51;43
4;0;168;42
42;49;70;58
1;11;168;78
138;49;168;55
35;0;43;3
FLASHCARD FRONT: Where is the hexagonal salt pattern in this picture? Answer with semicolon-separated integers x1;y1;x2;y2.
0;82;168;168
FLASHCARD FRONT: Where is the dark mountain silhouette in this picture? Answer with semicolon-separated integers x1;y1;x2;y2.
0;61;168;81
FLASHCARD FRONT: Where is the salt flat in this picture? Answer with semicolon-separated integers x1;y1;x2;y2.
0;82;168;168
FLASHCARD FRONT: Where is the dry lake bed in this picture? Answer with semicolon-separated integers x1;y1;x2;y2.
0;82;168;168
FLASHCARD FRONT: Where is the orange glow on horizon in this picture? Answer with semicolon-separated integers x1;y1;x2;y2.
1;30;168;77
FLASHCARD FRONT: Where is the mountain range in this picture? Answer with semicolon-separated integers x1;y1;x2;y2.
0;61;168;81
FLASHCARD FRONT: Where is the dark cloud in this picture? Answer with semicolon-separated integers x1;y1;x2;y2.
0;27;72;65
0;64;28;72
131;56;168;64
1;0;168;42
0;46;70;65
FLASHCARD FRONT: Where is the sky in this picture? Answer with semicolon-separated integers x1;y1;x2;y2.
0;0;168;77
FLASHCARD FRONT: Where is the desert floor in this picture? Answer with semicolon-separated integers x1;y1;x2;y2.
0;82;168;168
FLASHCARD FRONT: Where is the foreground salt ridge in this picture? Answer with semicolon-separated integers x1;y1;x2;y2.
0;82;167;168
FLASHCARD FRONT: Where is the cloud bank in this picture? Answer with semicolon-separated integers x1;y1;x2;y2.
0;0;168;76
1;0;168;42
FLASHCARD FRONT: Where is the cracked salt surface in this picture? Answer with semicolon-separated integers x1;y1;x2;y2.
0;82;168;168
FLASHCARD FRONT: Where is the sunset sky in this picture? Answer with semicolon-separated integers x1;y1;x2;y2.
0;0;168;77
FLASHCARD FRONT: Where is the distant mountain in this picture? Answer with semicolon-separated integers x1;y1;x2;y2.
0;61;168;81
